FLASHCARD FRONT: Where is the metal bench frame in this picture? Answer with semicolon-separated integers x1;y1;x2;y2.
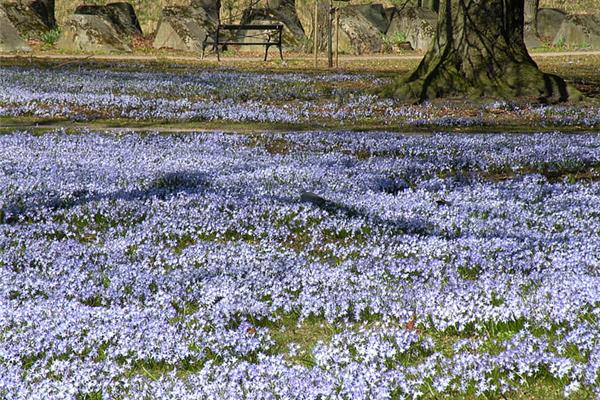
202;24;284;61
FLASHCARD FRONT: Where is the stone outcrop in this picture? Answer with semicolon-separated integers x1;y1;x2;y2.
238;0;306;49
553;14;600;49
0;1;52;40
418;0;439;12
333;4;436;54
57;13;132;52
386;7;437;51
190;0;219;21
0;9;31;51
153;5;218;52
337;5;388;54
350;4;392;34
74;3;143;36
27;0;55;28
524;0;542;48
537;8;567;42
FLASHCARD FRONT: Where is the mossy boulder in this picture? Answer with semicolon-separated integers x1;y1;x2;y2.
153;6;216;52
234;16;303;50
553;14;600;49
350;4;393;34
537;8;566;42
0;9;31;51
237;0;306;50
337;5;387;54
57;13;132;52
74;3;142;36
524;0;542;48
27;0;54;28
190;0;220;21
0;1;51;40
386;7;437;51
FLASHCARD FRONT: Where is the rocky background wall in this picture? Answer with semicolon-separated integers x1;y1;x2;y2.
54;0;595;37
57;0;187;33
1;0;598;54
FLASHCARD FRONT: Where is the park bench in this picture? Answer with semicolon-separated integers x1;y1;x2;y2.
202;24;284;62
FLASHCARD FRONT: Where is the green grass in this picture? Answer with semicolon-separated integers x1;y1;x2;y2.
40;29;61;47
262;313;337;367
4;115;600;137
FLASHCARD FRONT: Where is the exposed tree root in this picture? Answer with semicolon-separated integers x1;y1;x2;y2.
383;0;582;103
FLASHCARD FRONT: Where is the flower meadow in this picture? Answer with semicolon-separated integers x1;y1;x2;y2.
1;65;600;128
0;130;599;399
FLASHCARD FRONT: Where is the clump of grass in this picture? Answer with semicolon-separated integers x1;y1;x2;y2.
259;312;338;367
41;29;61;46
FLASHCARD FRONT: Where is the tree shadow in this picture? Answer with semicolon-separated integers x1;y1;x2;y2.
0;171;211;224
299;190;433;236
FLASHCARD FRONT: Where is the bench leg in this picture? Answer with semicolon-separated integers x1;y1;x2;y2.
264;45;270;62
279;45;283;61
217;44;221;62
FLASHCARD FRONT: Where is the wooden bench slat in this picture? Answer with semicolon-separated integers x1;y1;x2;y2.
219;24;283;30
216;42;279;45
202;23;284;62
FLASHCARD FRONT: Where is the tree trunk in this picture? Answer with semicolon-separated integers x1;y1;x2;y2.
524;0;541;47
385;0;579;103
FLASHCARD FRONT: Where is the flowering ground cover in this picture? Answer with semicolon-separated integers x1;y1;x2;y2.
0;130;599;399
1;63;600;131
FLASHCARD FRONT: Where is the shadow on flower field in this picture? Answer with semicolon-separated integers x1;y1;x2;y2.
0;131;599;399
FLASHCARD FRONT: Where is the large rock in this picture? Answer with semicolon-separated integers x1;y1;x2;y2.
153;6;217;52
553;14;600;49
235;15;304;50
524;0;542;48
27;0;54;28
337;5;387;54
0;11;31;52
57;14;132;52
190;0;220;21
386;7;437;51
350;4;393;34
0;1;51;40
74;3;142;36
238;0;306;49
420;0;439;12
537;8;567;42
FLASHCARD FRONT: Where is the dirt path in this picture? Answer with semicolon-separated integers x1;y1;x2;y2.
1;51;599;66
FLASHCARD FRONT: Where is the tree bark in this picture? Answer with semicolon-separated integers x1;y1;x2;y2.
384;0;580;103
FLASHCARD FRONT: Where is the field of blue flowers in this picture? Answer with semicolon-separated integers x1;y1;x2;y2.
0;130;598;399
1;65;600;129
